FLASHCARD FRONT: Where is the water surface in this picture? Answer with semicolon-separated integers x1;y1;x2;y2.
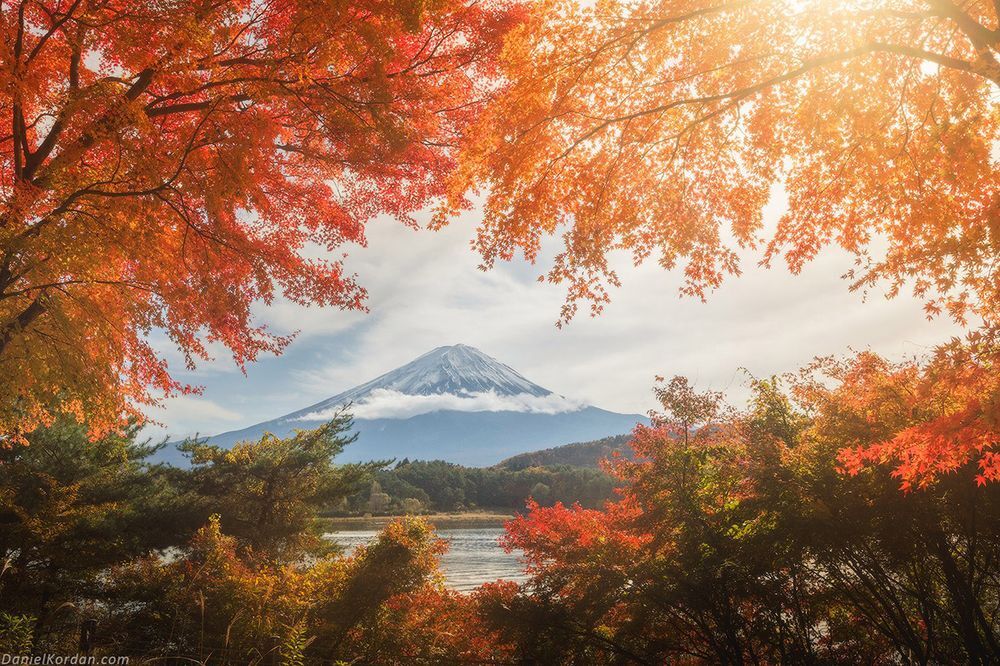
325;526;527;592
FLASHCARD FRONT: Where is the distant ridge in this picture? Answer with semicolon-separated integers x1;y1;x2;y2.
495;434;635;471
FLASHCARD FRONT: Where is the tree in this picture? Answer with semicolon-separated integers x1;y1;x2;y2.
367;480;391;514
180;412;376;560
529;481;552;504
0;0;521;442
400;497;423;514
443;0;1000;324
0;414;465;661
345;585;518;663
0;417;191;644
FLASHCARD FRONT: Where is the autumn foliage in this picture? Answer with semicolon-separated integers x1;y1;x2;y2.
445;0;1000;324
0;0;520;442
432;0;1000;487
5;388;1000;662
1;1;997;496
801;332;1000;489
495;375;1000;662
2;0;1000;662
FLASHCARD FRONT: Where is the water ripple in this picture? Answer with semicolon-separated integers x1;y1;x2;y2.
324;527;528;592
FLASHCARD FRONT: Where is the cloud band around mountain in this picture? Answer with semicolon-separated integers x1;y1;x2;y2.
293;388;585;421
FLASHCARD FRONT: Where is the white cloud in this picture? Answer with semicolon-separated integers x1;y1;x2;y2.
143;395;243;440
294;388;585;421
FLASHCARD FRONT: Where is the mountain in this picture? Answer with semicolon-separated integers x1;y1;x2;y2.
158;344;647;467
307;343;551;403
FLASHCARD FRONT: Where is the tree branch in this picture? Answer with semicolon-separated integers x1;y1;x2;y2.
553;42;987;163
145;94;251;118
27;67;159;185
923;0;1000;49
24;0;84;66
0;293;47;355
869;41;984;77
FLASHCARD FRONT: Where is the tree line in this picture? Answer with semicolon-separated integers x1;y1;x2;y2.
342;459;617;515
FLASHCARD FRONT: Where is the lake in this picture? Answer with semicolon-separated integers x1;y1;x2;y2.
325;526;528;592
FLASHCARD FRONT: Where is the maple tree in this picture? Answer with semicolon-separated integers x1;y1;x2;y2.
444;0;1000;324
438;0;1000;488
798;331;1000;489
342;583;518;662
0;0;520;443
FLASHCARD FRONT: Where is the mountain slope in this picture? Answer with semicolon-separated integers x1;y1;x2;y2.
160;344;647;467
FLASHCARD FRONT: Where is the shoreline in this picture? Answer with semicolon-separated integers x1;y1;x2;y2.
322;511;516;530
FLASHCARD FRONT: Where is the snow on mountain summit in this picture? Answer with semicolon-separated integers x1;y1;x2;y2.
347;344;552;399
284;344;569;422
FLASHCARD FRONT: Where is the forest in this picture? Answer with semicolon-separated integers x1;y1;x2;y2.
341;458;618;515
495;435;633;471
1;0;998;663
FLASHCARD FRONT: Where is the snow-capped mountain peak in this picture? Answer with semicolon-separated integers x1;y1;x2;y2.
308;344;551;410
283;345;579;423
356;344;550;398
160;344;647;467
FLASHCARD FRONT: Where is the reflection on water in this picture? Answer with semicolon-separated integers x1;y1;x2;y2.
324;527;528;592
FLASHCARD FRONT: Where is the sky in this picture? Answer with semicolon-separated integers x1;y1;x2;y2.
144;187;963;441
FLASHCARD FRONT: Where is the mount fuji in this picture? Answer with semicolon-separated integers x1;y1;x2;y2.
160;344;647;467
